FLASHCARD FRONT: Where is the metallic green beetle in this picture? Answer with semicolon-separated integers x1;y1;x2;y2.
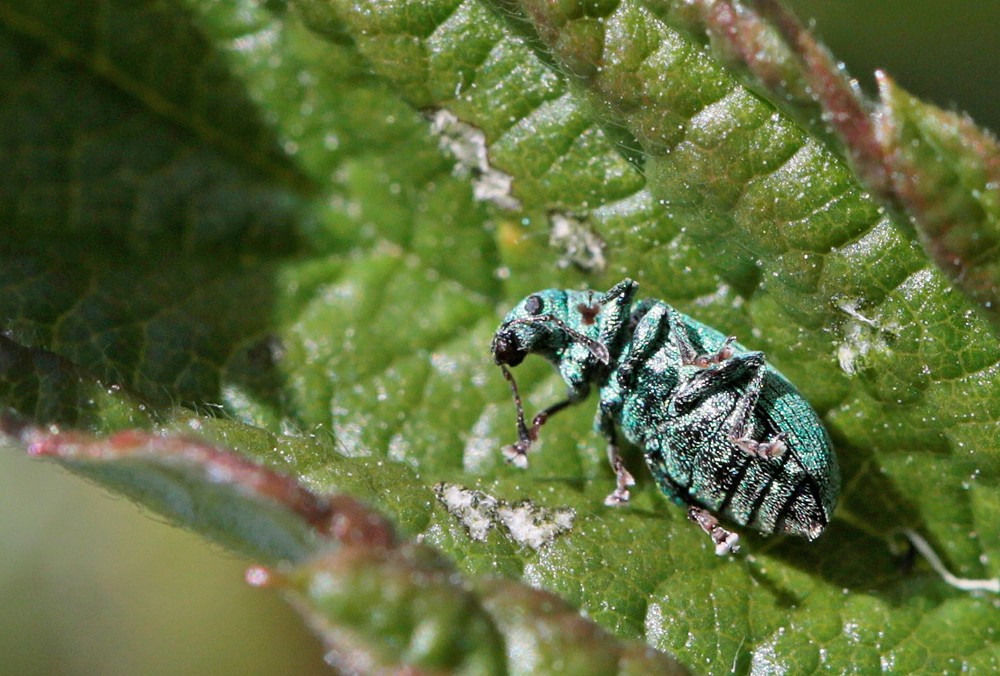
491;279;839;555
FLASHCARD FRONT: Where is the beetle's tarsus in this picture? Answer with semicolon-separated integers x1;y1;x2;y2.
502;444;530;468
714;531;740;556
734;432;787;459
688;506;741;555
604;489;630;505
604;447;635;505
692;335;738;368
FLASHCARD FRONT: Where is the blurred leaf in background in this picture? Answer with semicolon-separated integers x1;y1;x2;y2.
0;449;328;675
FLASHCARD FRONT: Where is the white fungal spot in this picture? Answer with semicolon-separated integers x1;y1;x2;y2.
548;212;607;272
433;483;499;542
428;109;521;210
433;483;575;549
496;500;576;550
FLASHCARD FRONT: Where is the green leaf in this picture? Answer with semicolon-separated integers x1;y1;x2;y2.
3;0;1000;672
14;420;324;564
644;0;1000;332
875;74;1000;327
2;406;686;673
277;543;687;673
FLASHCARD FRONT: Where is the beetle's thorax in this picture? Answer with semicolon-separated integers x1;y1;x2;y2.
558;288;631;359
492;284;637;392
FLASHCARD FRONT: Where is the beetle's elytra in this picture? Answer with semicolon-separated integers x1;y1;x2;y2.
491;279;839;555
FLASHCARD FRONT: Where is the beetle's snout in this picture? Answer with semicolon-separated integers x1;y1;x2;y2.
492;328;526;367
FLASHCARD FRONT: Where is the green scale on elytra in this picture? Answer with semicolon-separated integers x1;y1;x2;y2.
491;279;839;555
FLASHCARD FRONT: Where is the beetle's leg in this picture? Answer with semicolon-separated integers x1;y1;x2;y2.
528;399;574;440
672;352;787;458
723;362;788;459
688;506;740;556
501;397;576;468
665;307;701;365
571;280;638;365
673;352;765;409
605;443;636;506
596;401;635;505
599;278;638;306
617;303;668;384
692;336;737;368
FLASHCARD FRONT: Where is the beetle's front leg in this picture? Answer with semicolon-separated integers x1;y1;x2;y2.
502;397;576;468
596;400;635;505
502;377;590;468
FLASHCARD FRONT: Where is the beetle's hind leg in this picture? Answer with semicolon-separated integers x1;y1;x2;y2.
725;362;788;459
596;401;635;505
674;351;787;460
734;432;788;459
692;336;737;368
688;506;740;556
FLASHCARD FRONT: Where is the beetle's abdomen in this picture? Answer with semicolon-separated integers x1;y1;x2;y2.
616;332;838;539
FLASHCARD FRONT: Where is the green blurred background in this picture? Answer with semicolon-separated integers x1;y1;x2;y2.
0;449;328;675
1;1;996;674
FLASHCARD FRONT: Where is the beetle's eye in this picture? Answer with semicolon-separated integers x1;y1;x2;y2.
525;295;544;315
492;331;526;366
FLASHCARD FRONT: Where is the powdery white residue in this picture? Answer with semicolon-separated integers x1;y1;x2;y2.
548;212;607;272
462;404;502;473
692;282;744;310
433;483;575;550
644;601;669;645
428;109;521;211
387;433;418;469
835;298;891;376
496;500;576;550
837;320;868;376
750;628;789;676
331;414;373;457
433;483;499;542
591;188;655;219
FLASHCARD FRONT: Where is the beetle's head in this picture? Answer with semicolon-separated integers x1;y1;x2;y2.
491;290;608;367
491;289;611;457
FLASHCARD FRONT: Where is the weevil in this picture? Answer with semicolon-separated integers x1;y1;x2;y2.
491;279;839;555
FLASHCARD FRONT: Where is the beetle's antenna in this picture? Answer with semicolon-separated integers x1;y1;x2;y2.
506;315;610;364
498;364;532;463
